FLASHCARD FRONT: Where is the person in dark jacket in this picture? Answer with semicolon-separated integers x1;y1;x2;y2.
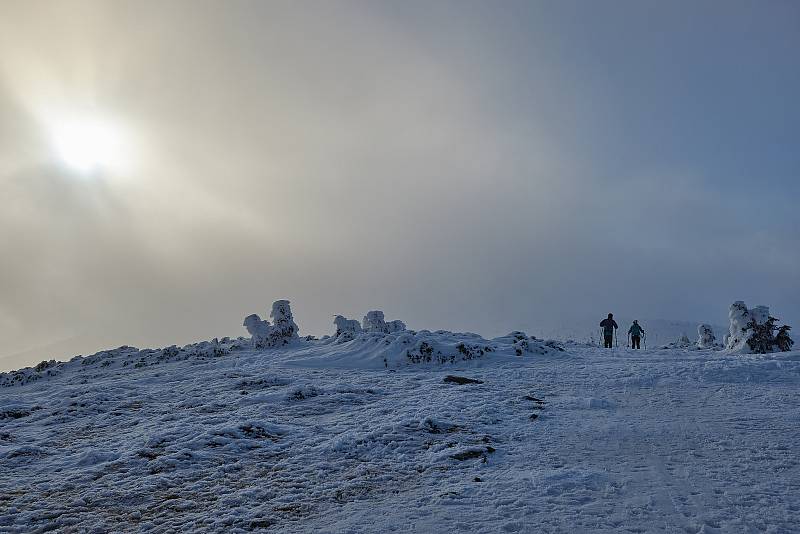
600;313;618;348
628;320;645;349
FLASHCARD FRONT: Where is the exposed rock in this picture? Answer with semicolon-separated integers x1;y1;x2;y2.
443;375;484;385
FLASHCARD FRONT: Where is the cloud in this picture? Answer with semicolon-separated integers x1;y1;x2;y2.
0;1;798;370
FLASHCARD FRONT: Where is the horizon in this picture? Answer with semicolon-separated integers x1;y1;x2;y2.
0;302;756;372
2;1;798;371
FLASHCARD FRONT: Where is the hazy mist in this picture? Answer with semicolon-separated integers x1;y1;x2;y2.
1;1;798;371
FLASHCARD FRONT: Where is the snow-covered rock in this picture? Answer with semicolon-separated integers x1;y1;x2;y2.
362;311;387;333
333;315;362;341
361;310;406;334
335;311;405;341
360;311;407;334
386;320;407;333
333;315;361;338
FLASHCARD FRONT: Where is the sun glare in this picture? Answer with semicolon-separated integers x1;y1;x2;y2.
51;117;126;174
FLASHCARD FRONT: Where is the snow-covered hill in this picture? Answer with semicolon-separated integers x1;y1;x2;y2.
2;315;799;532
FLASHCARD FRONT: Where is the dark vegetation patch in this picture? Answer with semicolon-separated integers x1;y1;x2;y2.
451;446;496;461
288;386;320;400
0;409;31;420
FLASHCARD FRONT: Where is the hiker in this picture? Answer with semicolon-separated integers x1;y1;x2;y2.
628;320;645;349
600;313;618;348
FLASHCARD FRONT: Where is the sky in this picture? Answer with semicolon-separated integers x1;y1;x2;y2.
1;0;798;371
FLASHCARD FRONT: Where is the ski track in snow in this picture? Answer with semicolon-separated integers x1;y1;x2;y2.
2;345;799;533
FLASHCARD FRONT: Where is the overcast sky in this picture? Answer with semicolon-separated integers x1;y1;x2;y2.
1;0;798;370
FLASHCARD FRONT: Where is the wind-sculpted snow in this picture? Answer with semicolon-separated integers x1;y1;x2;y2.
283;329;565;369
2;335;800;532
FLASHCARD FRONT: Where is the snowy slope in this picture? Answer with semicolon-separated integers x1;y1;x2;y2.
2;333;799;533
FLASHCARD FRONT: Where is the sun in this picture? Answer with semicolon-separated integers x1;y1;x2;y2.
51;117;126;174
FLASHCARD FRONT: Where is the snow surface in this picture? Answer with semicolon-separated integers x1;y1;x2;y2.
2;331;800;532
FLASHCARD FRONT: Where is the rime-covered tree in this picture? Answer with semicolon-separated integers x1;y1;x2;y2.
776;325;794;352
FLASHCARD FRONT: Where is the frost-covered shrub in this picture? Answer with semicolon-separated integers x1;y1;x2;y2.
287;385;321;401
34;360;56;373
513;336;564;356
406;341;435;363
270;300;299;339
162;345;180;359
456;343;494;360
182;340;229;358
745;317;778;354
489;331;564;357
243;300;299;348
697;324;717;349
776;326;794;352
725;301;794;354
